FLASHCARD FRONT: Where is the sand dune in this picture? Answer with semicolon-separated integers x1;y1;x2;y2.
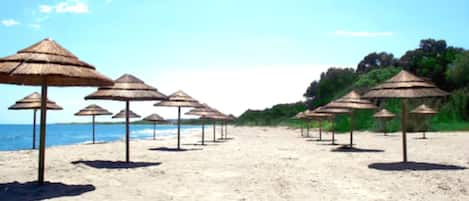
0;126;468;201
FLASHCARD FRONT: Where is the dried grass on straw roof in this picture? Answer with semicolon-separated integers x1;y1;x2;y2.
316;105;350;114
154;90;200;108
143;113;165;122
292;111;306;119
75;104;112;116
363;70;449;99
304;108;333;119
373;109;396;119
9;92;62;110
0;38;113;86
185;104;218;116
410;104;438;116
326;91;377;110
112;109;141;119
85;74;167;101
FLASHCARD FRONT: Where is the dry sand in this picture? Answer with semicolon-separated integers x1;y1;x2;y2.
0;126;468;201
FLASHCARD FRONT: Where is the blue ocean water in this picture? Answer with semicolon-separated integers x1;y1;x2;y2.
0;124;201;151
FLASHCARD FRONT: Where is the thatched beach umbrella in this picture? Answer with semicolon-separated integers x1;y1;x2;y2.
305;107;333;141
316;106;351;145
9;92;63;149
74;104;112;144
185;103;218;145
325;91;377;147
410;104;437;139
293;111;307;136
154;90;200;150
112;109;141;119
200;111;226;142
143;113;165;140
86;74;167;162
0;38;113;183
364;70;448;162
373;109;396;136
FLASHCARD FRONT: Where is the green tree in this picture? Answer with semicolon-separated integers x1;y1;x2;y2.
447;51;469;89
356;52;397;73
398;39;464;91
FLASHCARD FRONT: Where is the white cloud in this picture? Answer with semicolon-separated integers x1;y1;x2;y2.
1;19;20;27
334;30;393;37
39;0;89;14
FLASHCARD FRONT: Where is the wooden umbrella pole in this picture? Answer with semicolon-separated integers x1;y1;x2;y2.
92;115;96;144
220;122;224;139
177;106;181;150
402;100;408;162
201;121;205;145
300;124;303;136
225;121;228;139
350;111;354;148
306;121;310;137
384;120;387;136
319;120;322;141
423;118;427;139
331;118;336;145
38;81;48;184
153;122;156;140
125;100;130;163
213;122;216;142
32;109;37;149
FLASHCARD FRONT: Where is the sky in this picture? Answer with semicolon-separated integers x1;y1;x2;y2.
1;0;469;123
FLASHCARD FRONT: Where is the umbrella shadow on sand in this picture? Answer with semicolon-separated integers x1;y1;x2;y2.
148;147;203;152
182;143;217;146
71;160;161;169
0;181;95;201
331;145;384;153
368;162;467;171
306;139;333;142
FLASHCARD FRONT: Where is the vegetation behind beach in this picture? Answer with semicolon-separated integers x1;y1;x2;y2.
235;38;469;132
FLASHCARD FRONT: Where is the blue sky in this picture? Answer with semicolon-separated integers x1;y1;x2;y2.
1;0;469;123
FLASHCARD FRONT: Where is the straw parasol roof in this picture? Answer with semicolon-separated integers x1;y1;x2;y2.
363;70;449;99
9;92;62;110
85;74;167;101
8;92;62;150
316;105;351;114
0;38;113;86
315;105;350;145
75;104;112;144
143;113;165;122
228;114;237;120
363;70;448;162
0;38;113;184
112;109;141;119
410;104;438;116
154;90;200;107
326;91;377;110
305;107;333;119
293;111;307;119
185;103;218;116
154;90;200;150
75;104;112;116
325;91;376;147
373;108;396;119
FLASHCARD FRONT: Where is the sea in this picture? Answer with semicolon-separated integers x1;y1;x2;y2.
0;124;202;151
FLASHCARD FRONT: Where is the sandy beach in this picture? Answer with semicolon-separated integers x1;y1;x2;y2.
0;126;468;201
